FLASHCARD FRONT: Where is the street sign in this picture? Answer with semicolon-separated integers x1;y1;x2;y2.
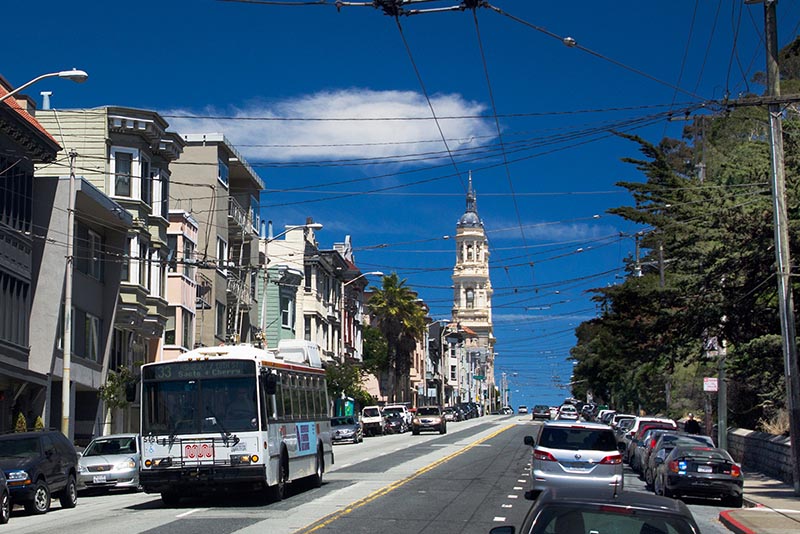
703;377;718;392
473;375;485;380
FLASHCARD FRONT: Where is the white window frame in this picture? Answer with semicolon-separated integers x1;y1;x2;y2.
218;158;229;189
110;147;139;199
152;167;170;220
140;154;152;210
85;313;101;362
216;236;228;274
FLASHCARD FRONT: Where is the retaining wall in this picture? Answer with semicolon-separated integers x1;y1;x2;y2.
726;427;792;483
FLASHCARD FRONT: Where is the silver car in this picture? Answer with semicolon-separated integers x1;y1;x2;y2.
78;433;140;492
523;421;624;498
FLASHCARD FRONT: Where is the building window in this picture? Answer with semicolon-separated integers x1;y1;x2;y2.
182;309;193;349
450;365;457;382
304;264;312;291
304;317;311;341
152;168;169;219
84;313;101;363
183;238;195;277
138;240;148;287
141;157;152;209
217;237;228;273
165;308;176;345
167;235;178;273
218;158;229;188
280;295;293;329
466;288;475;309
121;236;132;282
216;301;226;339
111;149;134;198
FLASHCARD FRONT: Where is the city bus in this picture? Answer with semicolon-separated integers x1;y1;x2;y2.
138;342;333;505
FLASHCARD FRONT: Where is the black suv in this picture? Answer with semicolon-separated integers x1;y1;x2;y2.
0;431;79;514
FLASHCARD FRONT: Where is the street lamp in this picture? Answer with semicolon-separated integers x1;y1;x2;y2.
258;222;323;344
0;69;88;104
340;271;383;361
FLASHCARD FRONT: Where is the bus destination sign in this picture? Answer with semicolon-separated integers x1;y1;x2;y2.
143;360;254;380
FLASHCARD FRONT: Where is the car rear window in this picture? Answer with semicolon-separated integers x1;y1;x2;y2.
417;407;440;416
540;427;617;451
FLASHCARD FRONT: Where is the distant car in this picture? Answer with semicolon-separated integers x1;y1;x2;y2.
531;405;551;421
384;412;408;434
556;404;579;421
442;407;460;422
331;416;363;444
361;405;385;437
0;430;79;514
517;405;529;414
644;432;715;489
382;404;413;428
500;406;513;415
523;420;624;498
654;445;744;508
412;406;447;435
78;433;140;492
489;487;700;534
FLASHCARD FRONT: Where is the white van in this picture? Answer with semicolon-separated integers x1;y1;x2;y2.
383;404;413;427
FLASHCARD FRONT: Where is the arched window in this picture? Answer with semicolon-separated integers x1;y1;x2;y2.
466;288;475;309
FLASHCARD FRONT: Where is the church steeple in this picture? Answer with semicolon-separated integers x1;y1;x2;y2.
458;172;482;228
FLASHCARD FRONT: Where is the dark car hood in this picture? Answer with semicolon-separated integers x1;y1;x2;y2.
0;457;35;471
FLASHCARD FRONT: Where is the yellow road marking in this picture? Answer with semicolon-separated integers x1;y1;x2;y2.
295;424;515;534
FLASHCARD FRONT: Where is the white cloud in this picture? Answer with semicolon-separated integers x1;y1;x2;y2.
164;89;495;164
489;221;617;243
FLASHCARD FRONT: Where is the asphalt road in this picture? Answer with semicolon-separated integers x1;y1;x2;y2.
1;415;738;534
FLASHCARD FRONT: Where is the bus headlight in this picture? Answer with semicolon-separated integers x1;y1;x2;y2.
230;454;253;465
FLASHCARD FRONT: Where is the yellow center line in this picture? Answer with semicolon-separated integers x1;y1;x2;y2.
295;424;516;534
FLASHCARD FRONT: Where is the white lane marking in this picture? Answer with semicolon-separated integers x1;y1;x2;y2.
176;509;202;518
517;479;526;483
493;517;506;522
513;486;523;490
507;494;519;499
502;504;513;508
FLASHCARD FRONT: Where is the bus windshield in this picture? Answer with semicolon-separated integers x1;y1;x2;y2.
142;377;258;435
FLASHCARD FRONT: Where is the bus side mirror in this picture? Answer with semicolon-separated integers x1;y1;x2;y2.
265;373;278;395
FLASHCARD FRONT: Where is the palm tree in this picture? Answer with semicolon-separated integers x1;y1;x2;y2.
367;273;426;402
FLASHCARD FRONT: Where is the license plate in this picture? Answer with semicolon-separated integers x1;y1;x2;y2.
92;475;107;483
697;466;712;473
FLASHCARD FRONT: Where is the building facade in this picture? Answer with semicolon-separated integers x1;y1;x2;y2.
34;105;181;440
170;133;263;349
451;176;495;412
163;210;199;361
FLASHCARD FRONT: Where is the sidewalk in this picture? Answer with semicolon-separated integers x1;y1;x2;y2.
719;471;800;533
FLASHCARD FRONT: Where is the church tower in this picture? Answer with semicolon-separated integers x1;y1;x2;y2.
452;173;495;410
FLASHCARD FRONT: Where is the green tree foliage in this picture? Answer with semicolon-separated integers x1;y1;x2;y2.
98;366;138;410
367;273;427;403
361;324;388;376
571;70;800;427
325;360;373;409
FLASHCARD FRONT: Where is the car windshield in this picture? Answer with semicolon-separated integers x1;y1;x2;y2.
417;407;440;416
533;505;696;534
383;409;401;416
0;437;39;458
541;428;617;451
332;417;356;426
83;437;137;456
363;408;380;417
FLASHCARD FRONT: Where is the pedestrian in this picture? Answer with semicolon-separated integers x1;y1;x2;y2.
684;412;701;434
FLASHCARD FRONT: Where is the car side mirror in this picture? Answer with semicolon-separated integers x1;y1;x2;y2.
523;435;535;447
654;456;664;465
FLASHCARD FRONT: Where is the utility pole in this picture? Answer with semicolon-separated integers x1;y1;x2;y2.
752;0;800;494
62;149;77;438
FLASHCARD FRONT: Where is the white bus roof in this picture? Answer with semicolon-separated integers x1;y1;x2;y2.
169;343;323;369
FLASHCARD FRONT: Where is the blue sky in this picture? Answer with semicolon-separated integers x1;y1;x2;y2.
9;1;800;408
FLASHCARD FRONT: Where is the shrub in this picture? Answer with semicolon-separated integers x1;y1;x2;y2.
759;408;790;436
34;416;45;431
14;413;27;432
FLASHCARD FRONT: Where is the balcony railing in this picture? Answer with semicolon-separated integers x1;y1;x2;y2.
228;197;249;231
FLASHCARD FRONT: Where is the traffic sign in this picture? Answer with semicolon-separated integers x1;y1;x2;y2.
703;377;718;392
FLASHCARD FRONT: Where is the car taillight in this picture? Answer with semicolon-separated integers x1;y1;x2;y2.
669;460;680;473
599;454;622;465
730;464;742;477
534;449;557;462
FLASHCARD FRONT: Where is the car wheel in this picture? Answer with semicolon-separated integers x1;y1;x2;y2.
59;475;78;508
310;446;324;488
412;429;419;435
161;490;180;507
654;475;663;496
24;480;51;515
663;482;674;498
0;490;9;524
268;455;287;502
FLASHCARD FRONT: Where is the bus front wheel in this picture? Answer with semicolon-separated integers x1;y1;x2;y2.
311;446;324;488
269;456;287;502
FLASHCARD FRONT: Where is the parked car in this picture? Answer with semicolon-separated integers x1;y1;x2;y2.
361;405;385;437
382;404;413;428
630;428;672;475
0;471;9;524
77;433;140;492
500;406;513;415
644;432;715;489
523;420;624;498
555;404;579;421
384;412;408;434
0;430;79;514
331;416;363;444
531;405;551;421
623;419;678;473
442;406;460;422
654;445;744;507
489;487;700;534
412;406;447;435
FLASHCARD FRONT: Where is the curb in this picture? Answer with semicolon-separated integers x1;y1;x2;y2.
718;511;755;534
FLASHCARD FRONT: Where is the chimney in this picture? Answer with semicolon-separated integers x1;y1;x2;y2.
41;91;52;110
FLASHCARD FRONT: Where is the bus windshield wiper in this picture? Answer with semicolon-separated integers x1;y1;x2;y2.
205;407;237;446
